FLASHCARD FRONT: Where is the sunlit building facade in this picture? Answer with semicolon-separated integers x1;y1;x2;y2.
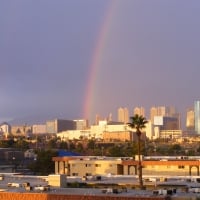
194;101;200;134
186;108;195;131
117;107;129;124
133;107;145;117
150;106;177;124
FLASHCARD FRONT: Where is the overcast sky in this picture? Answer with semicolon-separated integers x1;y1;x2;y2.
1;0;200;125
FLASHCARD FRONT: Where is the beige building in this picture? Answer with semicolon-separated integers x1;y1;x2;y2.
0;122;11;138
186;108;195;131
159;130;182;139
118;107;129;124
57;121;153;141
53;156;200;177
32;124;46;134
11;125;32;136
103;131;133;142
150;106;177;124
133;107;145;117
57;130;91;140
73;119;89;130
53;156;124;177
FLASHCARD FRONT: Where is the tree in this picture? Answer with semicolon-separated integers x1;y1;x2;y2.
28;150;58;175
127;114;148;189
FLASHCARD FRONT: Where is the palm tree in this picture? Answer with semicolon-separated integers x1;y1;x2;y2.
127;114;148;189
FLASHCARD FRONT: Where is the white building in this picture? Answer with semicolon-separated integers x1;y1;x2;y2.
57;130;91;140
32;124;46;134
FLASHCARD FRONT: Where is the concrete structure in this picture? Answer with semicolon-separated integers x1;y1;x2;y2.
154;116;179;130
150;106;177;124
32;124;46;134
53;156;200;177
144;121;153;139
46;119;76;134
186;108;195;131
159;130;182;139
73;119;89;130
153;116;181;140
48;174;66;187
57;122;152;142
57;130;91;140
0;122;11;138
133;107;145;118
11;125;32;137
118;107;129;124
103;131;133;142
194;100;200;134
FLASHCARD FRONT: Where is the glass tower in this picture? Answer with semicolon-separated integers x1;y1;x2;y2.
194;101;200;134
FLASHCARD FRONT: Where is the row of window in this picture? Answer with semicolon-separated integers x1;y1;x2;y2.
72;164;113;167
147;165;185;169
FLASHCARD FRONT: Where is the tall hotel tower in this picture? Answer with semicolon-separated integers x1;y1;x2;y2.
133;107;145;117
150;106;177;124
194;101;200;134
186;108;195;131
118;107;129;124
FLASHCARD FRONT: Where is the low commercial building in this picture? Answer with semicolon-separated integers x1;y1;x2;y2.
52;156;200;177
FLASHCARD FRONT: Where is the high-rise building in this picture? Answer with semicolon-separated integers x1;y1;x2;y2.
133;107;145;117
118;107;129;124
46;119;76;134
95;114;101;125
194;101;200;134
186;108;195;131
150;106;177;124
150;107;157;123
73;119;89;130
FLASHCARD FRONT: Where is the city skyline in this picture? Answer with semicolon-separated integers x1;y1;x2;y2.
1;1;200;125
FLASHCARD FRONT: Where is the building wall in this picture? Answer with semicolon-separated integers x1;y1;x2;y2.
143;165;190;176
69;159;122;177
133;107;145;117
159;130;182;139
46;119;76;134
150;106;177;124
194;101;200;134
0;123;11;134
103;131;132;142
186;108;195;131
57;130;91;140
32;124;46;134
53;156;200;177
73;119;89;130
11;125;32;136
118;107;129;124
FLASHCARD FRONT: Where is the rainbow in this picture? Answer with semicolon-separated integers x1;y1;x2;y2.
83;1;118;123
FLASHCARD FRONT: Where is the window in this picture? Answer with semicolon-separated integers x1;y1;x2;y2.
72;173;78;176
95;164;101;167
85;164;92;167
178;166;185;169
